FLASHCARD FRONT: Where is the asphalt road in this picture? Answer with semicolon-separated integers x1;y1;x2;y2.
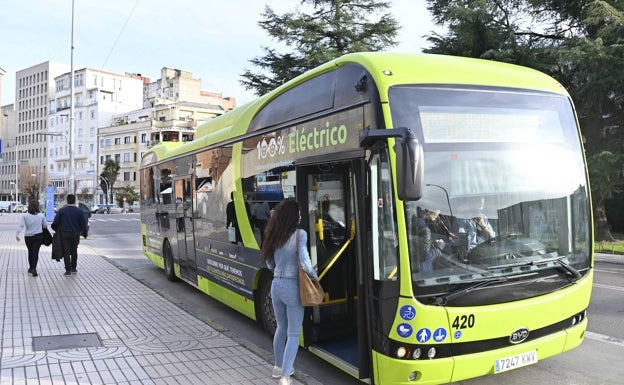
84;213;624;385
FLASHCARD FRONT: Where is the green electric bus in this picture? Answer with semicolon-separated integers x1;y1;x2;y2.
139;52;593;384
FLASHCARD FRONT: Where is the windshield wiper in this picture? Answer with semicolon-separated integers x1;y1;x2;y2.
488;256;581;280
433;277;508;306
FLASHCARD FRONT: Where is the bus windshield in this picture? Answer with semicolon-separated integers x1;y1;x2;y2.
389;86;591;306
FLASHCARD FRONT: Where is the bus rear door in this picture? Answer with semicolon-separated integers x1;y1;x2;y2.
174;176;197;284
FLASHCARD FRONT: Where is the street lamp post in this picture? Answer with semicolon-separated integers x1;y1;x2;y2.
69;0;76;195
9;182;15;205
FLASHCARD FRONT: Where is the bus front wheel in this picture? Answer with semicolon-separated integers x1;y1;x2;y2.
163;241;177;281
258;275;276;335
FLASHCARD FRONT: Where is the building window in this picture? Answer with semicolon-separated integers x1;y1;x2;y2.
114;138;121;145
124;171;131;181
124;136;131;144
123;153;130;162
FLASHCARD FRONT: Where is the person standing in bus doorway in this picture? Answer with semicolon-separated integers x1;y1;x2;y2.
51;194;89;276
16;199;51;277
262;198;318;385
252;200;270;247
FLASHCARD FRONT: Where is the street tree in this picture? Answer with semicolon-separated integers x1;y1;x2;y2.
240;0;399;96
101;159;120;205
423;0;624;241
115;185;140;207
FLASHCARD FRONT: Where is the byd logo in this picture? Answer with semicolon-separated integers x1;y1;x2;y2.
509;327;530;344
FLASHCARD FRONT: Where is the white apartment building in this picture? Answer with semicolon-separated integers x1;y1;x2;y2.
1;104;17;201
97;101;227;205
0;61;69;203
47;68;145;203
2;64;236;206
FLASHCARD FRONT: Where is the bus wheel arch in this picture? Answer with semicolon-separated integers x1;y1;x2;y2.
256;270;276;336
163;239;177;281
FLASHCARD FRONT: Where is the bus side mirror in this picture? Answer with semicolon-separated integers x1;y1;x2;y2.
394;134;424;200
360;127;424;200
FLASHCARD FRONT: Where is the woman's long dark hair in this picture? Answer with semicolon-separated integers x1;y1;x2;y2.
261;198;300;263
27;199;40;215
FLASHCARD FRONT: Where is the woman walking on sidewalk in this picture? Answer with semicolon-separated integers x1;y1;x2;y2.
16;199;50;277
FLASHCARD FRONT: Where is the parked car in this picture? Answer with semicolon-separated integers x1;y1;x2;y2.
108;205;124;214
55;202;92;220
13;203;26;213
91;204;102;214
96;204;123;214
0;201;19;213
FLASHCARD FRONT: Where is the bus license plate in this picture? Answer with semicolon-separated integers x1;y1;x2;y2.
494;350;538;373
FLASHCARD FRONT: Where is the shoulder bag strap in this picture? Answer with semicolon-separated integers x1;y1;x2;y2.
295;229;300;262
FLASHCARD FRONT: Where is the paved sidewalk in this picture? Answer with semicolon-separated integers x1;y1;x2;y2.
0;214;300;385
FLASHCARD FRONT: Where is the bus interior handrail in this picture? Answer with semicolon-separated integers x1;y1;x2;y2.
318;218;356;281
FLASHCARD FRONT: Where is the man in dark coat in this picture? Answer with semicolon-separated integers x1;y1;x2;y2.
52;194;89;276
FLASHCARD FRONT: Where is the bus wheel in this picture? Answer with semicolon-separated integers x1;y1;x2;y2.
258;276;276;335
163;241;177;281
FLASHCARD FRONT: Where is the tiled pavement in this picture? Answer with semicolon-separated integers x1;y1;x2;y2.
0;214;301;385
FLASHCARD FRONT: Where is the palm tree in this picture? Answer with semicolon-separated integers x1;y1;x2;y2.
101;159;120;205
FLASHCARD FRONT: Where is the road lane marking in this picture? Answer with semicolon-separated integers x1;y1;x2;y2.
593;283;624;292
585;331;624;348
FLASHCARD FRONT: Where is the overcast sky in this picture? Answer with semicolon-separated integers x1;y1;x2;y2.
0;0;437;106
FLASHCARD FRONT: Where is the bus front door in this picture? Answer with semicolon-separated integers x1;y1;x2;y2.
174;176;197;284
297;162;365;372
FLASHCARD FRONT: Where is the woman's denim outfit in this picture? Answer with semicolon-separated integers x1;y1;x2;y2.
267;229;318;377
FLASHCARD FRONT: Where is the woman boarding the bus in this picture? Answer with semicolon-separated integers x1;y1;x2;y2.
261;198;318;385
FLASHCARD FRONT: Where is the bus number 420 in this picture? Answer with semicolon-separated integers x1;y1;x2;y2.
452;314;475;329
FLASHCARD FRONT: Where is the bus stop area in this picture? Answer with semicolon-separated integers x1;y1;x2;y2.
0;214;306;385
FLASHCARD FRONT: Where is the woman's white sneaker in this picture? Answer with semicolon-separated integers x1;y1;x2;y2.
272;366;294;378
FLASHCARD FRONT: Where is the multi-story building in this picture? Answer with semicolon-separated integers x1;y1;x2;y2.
2;63;236;206
1;104;17;202
0;61;69;203
144;67;236;111
47;68;146;203
97;101;227;205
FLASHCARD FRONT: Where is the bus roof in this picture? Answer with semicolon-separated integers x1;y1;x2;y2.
141;52;568;166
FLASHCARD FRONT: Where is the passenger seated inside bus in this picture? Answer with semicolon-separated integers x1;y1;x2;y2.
457;196;495;251
411;208;446;273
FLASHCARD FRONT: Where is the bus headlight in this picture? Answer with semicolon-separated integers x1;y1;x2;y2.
427;347;437;359
396;346;408;358
412;347;422;359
